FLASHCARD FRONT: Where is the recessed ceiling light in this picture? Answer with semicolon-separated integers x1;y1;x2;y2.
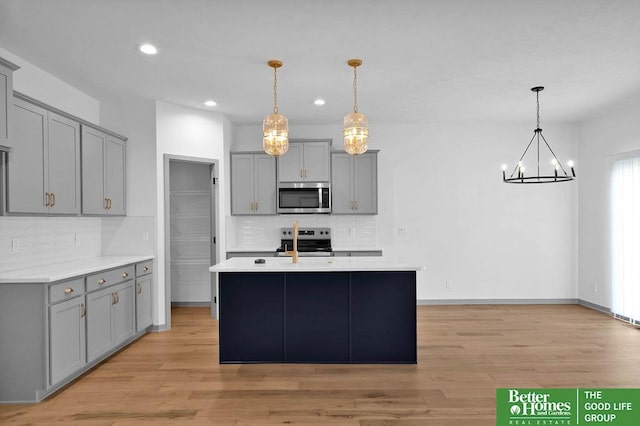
138;43;158;55
313;98;326;106
204;100;217;107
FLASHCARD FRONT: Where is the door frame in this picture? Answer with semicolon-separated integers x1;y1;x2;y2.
163;154;220;329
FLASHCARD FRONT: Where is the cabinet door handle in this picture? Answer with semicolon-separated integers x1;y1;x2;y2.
350;201;355;210
64;287;74;294
51;193;56;207
104;198;109;210
255;202;258;211
45;192;51;207
137;284;142;295
98;278;106;285
81;303;86;318
107;198;112;210
355;200;358;210
122;272;129;279
300;169;303;178
112;292;117;304
305;169;308;178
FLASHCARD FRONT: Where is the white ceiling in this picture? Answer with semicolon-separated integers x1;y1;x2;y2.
1;0;640;125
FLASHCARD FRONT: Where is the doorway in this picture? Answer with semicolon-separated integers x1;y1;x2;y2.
164;156;219;328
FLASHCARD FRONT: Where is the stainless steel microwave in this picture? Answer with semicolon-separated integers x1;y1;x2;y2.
277;182;331;214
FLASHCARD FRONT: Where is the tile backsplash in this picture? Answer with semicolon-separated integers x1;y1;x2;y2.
0;216;155;273
0;217;102;272
227;215;378;249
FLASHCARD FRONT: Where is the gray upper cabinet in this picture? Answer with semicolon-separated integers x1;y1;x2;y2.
46;112;81;214
331;151;378;214
7;99;80;214
231;152;276;215
0;57;19;149
7;98;47;213
81;126;126;216
277;140;331;182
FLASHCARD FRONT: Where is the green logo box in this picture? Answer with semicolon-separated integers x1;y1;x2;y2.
497;388;640;425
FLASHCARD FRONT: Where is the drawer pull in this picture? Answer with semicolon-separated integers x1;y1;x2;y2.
64;287;74;294
143;266;149;272
137;283;142;295
98;278;106;285
122;272;129;279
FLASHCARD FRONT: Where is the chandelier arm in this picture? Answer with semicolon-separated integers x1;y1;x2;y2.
539;132;570;176
510;132;538;178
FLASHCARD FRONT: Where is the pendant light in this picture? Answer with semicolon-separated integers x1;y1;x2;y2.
263;60;289;156
502;86;576;184
343;59;369;155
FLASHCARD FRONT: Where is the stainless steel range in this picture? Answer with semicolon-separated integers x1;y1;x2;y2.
275;227;332;257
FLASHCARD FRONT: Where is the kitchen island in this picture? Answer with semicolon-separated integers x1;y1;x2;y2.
209;257;424;364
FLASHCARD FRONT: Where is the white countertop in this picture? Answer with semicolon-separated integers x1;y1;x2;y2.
209;256;423;272
0;256;154;283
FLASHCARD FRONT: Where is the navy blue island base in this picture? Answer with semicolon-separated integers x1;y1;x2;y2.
218;271;416;364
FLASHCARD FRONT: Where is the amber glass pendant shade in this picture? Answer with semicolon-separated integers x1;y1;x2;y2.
263;113;289;156
343;59;368;155
343;112;369;155
263;60;289;157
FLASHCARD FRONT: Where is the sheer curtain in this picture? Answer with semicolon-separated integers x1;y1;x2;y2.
611;156;640;324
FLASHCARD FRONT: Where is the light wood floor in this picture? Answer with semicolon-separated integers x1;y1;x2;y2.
2;304;640;425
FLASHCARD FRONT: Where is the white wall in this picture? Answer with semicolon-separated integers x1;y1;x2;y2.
577;100;640;309
234;122;579;301
0;48;104;272
155;101;228;324
0;47;99;123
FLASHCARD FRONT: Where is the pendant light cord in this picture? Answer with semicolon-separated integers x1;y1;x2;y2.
273;66;279;115
536;90;540;129
352;65;358;113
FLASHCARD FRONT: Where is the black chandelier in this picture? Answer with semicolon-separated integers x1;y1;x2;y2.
502;86;575;184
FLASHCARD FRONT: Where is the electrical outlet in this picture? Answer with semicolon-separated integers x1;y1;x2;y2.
398;227;408;236
446;280;453;289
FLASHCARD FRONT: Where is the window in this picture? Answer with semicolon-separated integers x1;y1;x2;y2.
611;156;640;324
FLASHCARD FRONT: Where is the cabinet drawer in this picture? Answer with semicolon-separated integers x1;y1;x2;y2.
86;265;134;292
49;278;85;304
136;261;153;277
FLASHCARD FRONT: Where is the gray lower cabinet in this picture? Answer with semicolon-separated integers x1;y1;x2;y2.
331;151;378;214
231;152;276;215
6;97;81;214
87;270;135;362
49;296;86;385
0;260;152;403
81;126;126;216
135;260;154;331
